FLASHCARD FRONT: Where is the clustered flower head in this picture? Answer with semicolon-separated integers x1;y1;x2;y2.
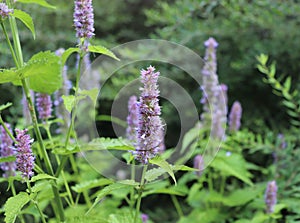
264;180;277;214
200;37;227;140
15;129;35;179
36;93;52;120
0;124;16;178
135;66;164;164
73;0;95;39
0;3;13;19
126;95;139;142
228;101;242;132
141;213;149;223
193;155;204;177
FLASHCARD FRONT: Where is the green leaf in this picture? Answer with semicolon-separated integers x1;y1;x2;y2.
117;179;139;186
26;51;62;93
79;88;98;105
173;165;197;172
269;62;276;77
30;173;57;182
0;156;16;163
12;10;35;39
282;100;296;109
87;183;129;215
72;178;113;193
88;45;120;61
284;76;292;91
256;54;268;66
149;156;176;185
86;137;134;151
61;48;80;65
211;152;253;186
0;103;12;112
17;0;56;9
4;192;31;223
62;95;75;113
143;187;185;197
145;167;166;182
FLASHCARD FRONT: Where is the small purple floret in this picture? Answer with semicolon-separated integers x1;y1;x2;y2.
126;95;139;142
0;3;13;19
193;155;204;177
15;129;35;179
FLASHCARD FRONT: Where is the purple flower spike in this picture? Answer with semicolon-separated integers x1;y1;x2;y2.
36;93;52;120
0;124;16;178
229;101;242;132
135;66;164;164
265;180;277;214
193;155;204;177
126;95;139;143
0;3;13;19
73;0;95;39
15;129;35;180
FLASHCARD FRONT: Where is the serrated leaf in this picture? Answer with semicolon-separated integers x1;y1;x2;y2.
62;47;80;65
149;156;176;185
12;10;35;39
72;178;113;193
87;183;129;215
79;88;98;105
0;156;16;163
282;100;296;109
145;167;166;182
0;103;12;112
173;165;198;172
30;173;57;182
87;137;134;151
117;179;139;186
62;95;75;113
88;45;120;61
143;188;185;197
17;0;56;9
4;192;30;223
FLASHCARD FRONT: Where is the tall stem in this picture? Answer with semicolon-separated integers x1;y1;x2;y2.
3;3;65;221
134;165;148;223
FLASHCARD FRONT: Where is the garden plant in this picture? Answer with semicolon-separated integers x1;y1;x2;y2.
0;0;300;223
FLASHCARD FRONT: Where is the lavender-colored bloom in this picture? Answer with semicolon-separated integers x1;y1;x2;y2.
211;84;228;140
135;66;164;164
228;101;242;132
265;180;277;214
15;129;34;179
0;3;13;19
200;38;227;140
141;213;149;223
36;93;52;120
126;95;139;142
0;124;16;178
73;0;95;39
193;155;204;177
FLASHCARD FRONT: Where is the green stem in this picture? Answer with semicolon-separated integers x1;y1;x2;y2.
45;124;75;206
3;4;65;220
10;180;26;223
56;53;83;177
27;181;47;223
171;194;184;218
83;191;92;208
134;165;148;223
130;160;136;211
0;115;17;143
0;22;19;67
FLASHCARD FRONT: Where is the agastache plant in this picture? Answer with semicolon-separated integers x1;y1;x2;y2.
264;180;278;214
0;124;16;178
193;154;204;177
135;66;164;164
15;129;35;180
228;101;242;132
